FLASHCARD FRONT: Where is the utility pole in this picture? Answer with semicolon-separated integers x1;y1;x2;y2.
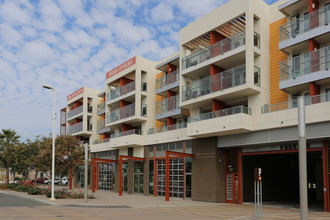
84;143;88;203
298;96;308;220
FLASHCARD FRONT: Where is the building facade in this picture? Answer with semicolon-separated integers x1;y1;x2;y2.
61;0;330;211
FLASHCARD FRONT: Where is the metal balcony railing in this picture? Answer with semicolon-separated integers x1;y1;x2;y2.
280;5;330;41
97;102;105;115
182;32;260;70
110;129;142;139
280;46;330;81
107;81;136;102
92;138;110;145
147;122;187;135
67;121;83;135
156;95;179;115
156;70;179;90
182;64;249;102
67;105;83;118
189;105;251;122
106;103;135;123
261;93;330;113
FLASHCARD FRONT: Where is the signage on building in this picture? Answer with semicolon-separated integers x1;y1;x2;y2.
106;57;136;79
67;87;84;101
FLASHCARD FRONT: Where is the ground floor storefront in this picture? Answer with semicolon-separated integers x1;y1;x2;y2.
90;137;330;212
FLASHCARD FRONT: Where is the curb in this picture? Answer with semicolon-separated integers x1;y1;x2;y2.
0;190;56;206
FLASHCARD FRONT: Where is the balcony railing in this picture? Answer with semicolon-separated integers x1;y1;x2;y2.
156;70;179;90
261;93;330;113
97;119;110;132
182;31;246;70
110;129;142;139
106;103;135;123
92;138;110;145
280;5;330;41
97;102;105;115
107;81;136;102
280;46;330;81
147;122;187;135
67;105;83;118
67;121;83;135
182;64;248;102
189;106;251;122
156;95;179;115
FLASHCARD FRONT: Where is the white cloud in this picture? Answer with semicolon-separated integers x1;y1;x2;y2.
150;4;174;24
0;23;23;47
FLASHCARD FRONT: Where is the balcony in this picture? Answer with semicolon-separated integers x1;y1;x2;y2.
97;102;105;115
92;138;110;145
187;105;252;137
156;95;189;120
182;65;261;106
279;5;330;52
67;105;83;119
261;93;330;114
110;129;142;139
107;81;135;104
181;32;260;78
279;46;330;92
97;119;111;134
147;122;187;135
107;103;135;123
156;70;179;95
67;121;83;135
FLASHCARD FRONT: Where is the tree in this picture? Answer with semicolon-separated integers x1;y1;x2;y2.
0;129;20;184
34;135;85;185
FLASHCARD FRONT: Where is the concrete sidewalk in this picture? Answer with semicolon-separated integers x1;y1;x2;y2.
2;186;330;219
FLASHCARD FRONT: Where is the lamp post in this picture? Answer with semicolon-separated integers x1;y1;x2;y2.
43;84;56;201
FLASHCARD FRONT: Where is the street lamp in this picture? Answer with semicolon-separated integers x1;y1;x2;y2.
43;84;56;201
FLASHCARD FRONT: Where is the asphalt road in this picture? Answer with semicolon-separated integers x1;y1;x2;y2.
0;191;50;207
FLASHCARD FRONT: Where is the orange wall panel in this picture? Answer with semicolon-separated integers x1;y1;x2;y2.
269;18;289;104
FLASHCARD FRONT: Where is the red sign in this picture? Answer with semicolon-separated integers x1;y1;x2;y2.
106;57;136;79
67;87;84;101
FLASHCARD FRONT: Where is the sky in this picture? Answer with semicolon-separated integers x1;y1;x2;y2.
0;0;279;141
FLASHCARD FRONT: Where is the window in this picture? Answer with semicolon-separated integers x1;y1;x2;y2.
304;92;310;105
326;88;330;101
291;93;300;108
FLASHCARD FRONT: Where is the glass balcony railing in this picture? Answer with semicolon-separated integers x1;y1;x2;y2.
147;122;187;135
92;138;110;145
182;64;249;102
97;102;105;115
189;105;251;122
110;129;142;139
156;70;179;90
261;93;330;113
106;103;135;123
67;105;83;118
67;121;83;135
107;81;136;102
280;46;330;81
182;32;260;70
156;95;179;115
97;119;110;133
280;5;330;41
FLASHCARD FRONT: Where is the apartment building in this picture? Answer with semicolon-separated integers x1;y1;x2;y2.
62;0;330;212
65;87;100;144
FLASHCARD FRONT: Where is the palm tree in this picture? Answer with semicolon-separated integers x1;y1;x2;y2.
0;129;20;184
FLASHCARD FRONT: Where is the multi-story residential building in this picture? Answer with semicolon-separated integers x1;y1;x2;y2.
65;87;100;144
62;0;330;212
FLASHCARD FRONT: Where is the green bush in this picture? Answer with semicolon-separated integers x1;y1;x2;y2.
54;193;62;199
8;183;19;190
46;190;51;198
28;188;41;195
14;177;22;180
14;185;29;192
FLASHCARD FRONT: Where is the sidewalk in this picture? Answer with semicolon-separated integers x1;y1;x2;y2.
2;186;330;220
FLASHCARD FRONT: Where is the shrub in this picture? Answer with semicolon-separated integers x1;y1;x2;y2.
46;190;51;198
8;183;19;190
28;188;41;195
14;177;22;180
14;185;29;192
54;193;62;199
0;184;8;190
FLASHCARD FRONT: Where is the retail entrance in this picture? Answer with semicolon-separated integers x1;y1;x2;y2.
242;151;323;210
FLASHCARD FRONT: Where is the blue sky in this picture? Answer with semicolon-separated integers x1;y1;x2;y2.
0;0;280;141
